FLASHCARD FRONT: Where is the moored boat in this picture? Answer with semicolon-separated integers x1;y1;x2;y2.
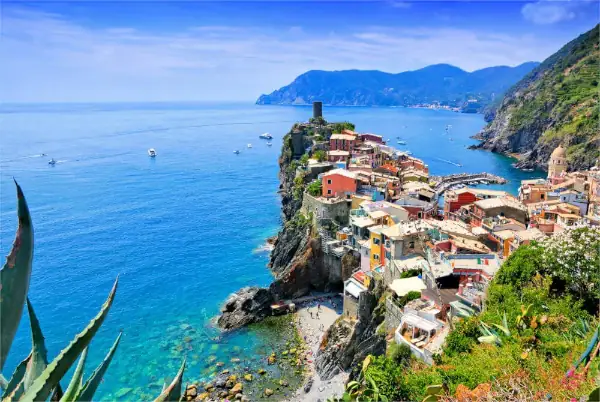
259;133;273;139
148;148;157;157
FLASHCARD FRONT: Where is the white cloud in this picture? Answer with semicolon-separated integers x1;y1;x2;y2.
0;6;565;103
521;0;586;25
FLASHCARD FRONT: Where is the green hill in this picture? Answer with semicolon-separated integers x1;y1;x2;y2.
256;62;539;112
477;24;600;171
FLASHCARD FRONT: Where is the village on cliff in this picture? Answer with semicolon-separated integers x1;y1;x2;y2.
283;102;600;366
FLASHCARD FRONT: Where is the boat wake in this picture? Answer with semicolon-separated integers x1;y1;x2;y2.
435;158;463;167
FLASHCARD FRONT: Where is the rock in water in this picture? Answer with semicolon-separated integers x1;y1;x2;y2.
217;287;274;330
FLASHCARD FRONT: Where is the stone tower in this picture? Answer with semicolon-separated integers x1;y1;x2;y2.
313;101;323;119
548;144;567;179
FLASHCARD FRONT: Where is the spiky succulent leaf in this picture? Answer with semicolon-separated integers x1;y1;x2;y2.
23;299;49;389
154;358;186;402
478;335;501;345
1;354;30;400
76;332;122;401
0;182;34;371
425;385;443;396
19;278;118;402
59;348;88;402
0;375;7;391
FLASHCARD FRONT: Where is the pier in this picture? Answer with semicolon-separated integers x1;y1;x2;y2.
431;172;507;196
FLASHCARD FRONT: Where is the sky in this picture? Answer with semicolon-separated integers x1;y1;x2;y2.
1;0;598;103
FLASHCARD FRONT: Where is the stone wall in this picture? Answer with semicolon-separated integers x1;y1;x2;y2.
343;294;359;318
301;193;351;226
385;296;404;333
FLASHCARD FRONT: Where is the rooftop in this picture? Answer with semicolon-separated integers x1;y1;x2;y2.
331;133;356;141
449;236;491;253
322;168;358;180
352;216;376;228
328;150;350;156
514;228;545;242
389;277;427;297
493;229;516;241
474;197;526;211
345;278;367;298
381;220;432;239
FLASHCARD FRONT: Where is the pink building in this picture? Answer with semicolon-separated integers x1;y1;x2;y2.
330;133;357;152
322;169;358;198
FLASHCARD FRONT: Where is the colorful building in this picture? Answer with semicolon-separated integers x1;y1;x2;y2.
330;133;357;152
322;169;358;198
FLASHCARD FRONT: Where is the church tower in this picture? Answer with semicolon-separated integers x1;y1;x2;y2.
548;144;567;180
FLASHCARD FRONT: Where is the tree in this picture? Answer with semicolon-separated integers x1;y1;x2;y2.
314;149;327;162
300;153;310;166
307;179;322;197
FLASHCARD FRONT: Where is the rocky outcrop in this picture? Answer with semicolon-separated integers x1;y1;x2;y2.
218;123;345;330
315;279;386;380
217;287;274;330
475;25;599;171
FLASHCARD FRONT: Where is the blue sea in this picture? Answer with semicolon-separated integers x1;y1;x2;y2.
0;102;542;400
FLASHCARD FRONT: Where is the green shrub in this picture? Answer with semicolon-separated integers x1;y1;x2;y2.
387;342;412;366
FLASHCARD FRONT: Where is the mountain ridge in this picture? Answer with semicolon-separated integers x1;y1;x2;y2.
256;62;540;112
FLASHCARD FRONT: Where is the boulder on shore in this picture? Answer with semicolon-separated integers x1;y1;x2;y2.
217;287;274;330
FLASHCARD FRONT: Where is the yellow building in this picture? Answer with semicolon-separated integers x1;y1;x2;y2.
369;225;386;270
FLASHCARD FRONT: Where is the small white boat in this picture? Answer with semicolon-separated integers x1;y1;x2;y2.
148;148;157;157
259;133;273;140
234;150;240;154
247;144;252;148
266;142;273;147
397;140;407;145
48;158;56;165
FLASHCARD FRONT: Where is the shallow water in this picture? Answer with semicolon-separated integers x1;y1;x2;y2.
0;102;542;399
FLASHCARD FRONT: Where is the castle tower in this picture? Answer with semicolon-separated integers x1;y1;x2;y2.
548;144;567;179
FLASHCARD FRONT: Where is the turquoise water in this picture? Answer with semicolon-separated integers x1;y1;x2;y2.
0;103;542;399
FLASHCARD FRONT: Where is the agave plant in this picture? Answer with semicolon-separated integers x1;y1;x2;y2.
0;183;186;402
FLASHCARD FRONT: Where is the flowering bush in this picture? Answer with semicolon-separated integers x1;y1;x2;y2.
540;227;600;303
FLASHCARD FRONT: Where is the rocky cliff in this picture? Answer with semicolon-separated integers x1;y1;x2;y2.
218;123;344;329
314;278;386;380
476;24;599;171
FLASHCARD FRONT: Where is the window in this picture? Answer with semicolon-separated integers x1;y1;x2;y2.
541;194;545;200
408;241;415;249
373;254;380;260
327;179;332;185
373;238;380;245
327;189;332;195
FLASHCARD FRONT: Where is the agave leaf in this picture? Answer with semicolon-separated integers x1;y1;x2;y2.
19;278;118;402
0;375;7;391
346;381;360;392
76;332;122;401
0;182;34;371
154;358;186;402
59;348;88;402
425;385;443;396
1;353;30;400
422;395;438;402
362;355;372;374
478;335;500;345
23;299;49;390
492;314;511;337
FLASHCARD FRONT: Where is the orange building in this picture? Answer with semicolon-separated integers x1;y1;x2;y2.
322;169;358;198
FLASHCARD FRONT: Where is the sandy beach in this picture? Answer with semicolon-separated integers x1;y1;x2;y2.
286;296;348;402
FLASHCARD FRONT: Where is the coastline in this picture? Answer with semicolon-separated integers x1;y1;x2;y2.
287;296;347;401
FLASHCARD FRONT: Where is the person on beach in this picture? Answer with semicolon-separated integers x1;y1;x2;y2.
309;309;313;319
317;303;321;312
